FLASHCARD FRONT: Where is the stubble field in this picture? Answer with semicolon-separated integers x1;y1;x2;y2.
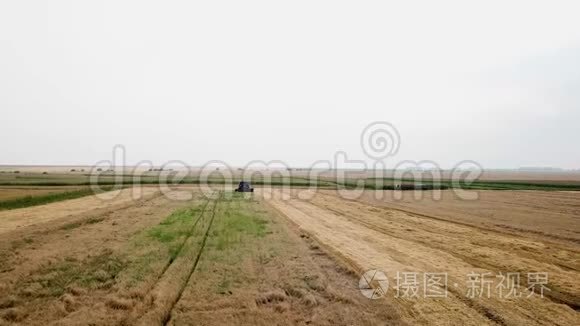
0;181;578;325
262;188;580;325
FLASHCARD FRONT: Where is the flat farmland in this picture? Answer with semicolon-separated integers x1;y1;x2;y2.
353;190;580;244
0;187;394;325
0;183;578;325
261;188;580;325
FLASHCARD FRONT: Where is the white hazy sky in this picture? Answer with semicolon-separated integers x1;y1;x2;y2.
1;1;579;169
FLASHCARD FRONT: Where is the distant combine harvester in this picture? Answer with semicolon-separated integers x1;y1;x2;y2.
234;181;254;193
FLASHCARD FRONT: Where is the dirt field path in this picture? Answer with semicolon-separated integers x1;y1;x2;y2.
261;188;580;325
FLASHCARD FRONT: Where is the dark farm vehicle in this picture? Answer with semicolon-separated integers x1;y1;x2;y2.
235;181;254;192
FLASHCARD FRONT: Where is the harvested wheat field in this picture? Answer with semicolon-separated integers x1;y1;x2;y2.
260;188;580;325
0;185;579;325
0;187;398;325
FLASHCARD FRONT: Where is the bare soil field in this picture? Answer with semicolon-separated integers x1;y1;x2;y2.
261;188;580;325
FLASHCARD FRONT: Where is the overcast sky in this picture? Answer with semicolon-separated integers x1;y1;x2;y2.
1;1;579;169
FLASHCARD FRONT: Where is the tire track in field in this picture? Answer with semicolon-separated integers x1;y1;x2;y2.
137;192;220;326
50;193;213;326
163;192;220;326
156;198;211;278
130;196;211;309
